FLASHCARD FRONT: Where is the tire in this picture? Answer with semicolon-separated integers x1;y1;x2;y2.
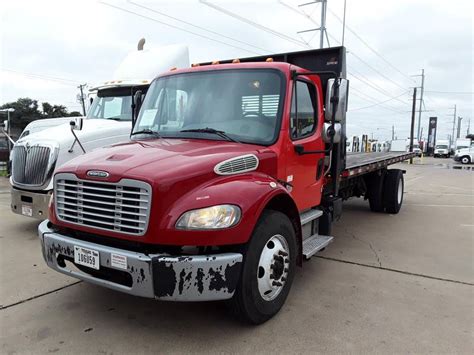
383;169;404;214
366;171;385;212
461;156;471;164
228;210;297;324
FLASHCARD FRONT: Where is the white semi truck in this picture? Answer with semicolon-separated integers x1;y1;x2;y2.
10;41;189;218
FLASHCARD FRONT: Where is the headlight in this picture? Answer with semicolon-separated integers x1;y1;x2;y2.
176;204;241;230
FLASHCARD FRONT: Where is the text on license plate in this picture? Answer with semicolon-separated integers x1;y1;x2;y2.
74;246;100;270
22;205;33;217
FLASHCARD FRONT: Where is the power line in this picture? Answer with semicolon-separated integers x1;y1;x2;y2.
350;90;408;114
349;68;408;105
99;1;263;55
199;0;310;48
1;68;80;85
349;91;409;112
278;1;409;92
128;0;272;53
347;51;407;91
326;7;416;85
425;90;474;95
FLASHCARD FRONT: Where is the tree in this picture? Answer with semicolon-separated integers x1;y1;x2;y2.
1;98;83;132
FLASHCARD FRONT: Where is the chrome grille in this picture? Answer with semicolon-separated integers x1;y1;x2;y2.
214;154;259;175
12;145;53;186
55;173;151;236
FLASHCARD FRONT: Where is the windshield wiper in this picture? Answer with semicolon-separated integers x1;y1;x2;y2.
180;127;240;143
130;129;161;138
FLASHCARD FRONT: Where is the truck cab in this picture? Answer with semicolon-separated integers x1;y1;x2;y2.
434;140;450;158
10;42;189;219
38;47;411;324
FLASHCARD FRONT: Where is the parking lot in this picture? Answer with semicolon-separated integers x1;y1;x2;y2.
0;157;472;354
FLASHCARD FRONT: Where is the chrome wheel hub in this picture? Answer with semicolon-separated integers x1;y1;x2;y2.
257;234;290;301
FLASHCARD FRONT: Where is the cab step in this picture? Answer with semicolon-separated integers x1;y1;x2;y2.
302;235;334;259
300;209;323;226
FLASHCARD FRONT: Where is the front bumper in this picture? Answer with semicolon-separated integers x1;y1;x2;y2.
38;220;243;301
11;187;51;219
453;155;461;161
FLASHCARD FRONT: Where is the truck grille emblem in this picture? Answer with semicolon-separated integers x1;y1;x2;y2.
87;170;110;178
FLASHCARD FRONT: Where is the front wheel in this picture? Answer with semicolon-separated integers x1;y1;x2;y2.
461;156;471;164
228;210;297;324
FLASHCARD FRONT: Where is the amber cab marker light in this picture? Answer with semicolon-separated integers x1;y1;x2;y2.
266;58;274;62
232;59;240;63
170;67;177;71
191;63;200;67
212;60;220;65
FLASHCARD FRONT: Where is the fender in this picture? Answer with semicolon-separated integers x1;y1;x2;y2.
47;172;301;247
158;172;298;246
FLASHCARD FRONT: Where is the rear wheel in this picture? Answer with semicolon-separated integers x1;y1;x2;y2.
228;210;296;324
383;169;404;214
461;156;471;164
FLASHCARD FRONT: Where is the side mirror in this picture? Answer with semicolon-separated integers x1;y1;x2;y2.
322;122;342;143
70;117;83;131
325;78;349;122
132;90;144;126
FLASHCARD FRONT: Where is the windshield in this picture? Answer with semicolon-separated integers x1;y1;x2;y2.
133;69;284;145
436;145;448;149
87;86;147;121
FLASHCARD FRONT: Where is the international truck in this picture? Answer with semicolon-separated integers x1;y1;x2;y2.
10;41;189;219
38;46;414;324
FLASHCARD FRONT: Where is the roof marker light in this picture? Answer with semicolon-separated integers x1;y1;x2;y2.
191;63;200;67
212;60;220;65
266;58;274;62
170;67;177;71
232;59;240;63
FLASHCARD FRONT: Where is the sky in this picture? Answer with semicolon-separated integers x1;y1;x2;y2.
1;0;472;142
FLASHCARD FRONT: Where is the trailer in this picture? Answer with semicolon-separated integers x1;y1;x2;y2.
38;46;414;324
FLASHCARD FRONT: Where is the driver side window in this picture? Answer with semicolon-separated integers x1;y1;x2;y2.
290;80;317;140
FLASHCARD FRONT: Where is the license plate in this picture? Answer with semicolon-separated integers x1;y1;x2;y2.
21;205;33;217
74;246;100;270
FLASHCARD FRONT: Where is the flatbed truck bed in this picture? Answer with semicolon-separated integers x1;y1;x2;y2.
343;151;415;178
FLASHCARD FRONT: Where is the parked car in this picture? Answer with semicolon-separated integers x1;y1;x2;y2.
453;147;474;164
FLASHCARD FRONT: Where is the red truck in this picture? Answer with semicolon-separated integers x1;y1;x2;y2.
39;47;414;324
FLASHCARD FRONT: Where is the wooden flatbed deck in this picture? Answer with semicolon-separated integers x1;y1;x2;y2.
342;151;415;178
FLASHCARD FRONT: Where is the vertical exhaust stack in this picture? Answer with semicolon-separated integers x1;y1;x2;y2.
137;38;145;51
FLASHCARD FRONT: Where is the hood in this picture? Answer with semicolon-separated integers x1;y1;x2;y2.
57;138;278;186
16;118;131;149
22;117;77;136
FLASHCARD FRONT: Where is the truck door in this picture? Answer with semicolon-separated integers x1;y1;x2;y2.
285;79;324;211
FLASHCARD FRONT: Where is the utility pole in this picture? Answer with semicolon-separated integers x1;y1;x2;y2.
412;69;425;140
391;125;395;140
456;116;463;138
297;0;328;49
450;105;456;148
467;118;471;136
409;88;417;164
78;84;87;116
